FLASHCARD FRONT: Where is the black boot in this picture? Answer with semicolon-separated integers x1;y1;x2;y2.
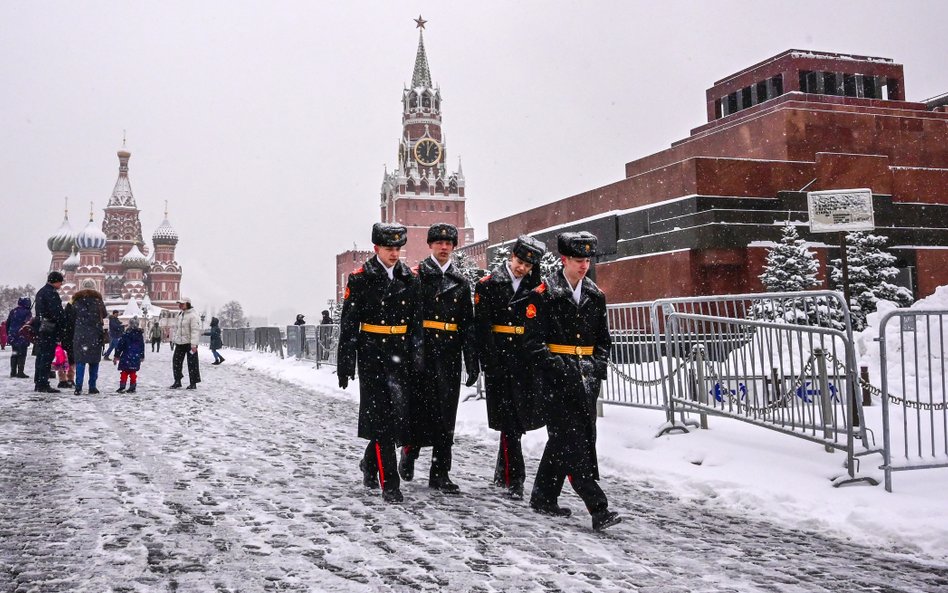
16;357;28;378
88;387;100;395
592;510;621;531
429;474;461;495
186;383;197;390
127;384;136;393
359;458;378;489
9;356;17;378
170;382;182;389
507;481;524;500
116;383;126;393
382;488;404;503
530;502;572;517
398;447;415;481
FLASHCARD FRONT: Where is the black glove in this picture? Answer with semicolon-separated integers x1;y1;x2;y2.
464;370;479;387
579;359;595;377
338;375;349;389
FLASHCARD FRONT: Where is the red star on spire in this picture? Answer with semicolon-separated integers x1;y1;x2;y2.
414;15;427;29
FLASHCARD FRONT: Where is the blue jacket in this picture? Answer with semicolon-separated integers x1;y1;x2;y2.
114;328;145;371
108;315;124;340
5;297;32;348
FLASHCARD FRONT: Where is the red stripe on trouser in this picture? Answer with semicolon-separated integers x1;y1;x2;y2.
375;442;385;490
502;433;510;487
403;445;411;456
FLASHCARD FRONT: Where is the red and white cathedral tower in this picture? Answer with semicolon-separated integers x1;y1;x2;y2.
379;16;474;266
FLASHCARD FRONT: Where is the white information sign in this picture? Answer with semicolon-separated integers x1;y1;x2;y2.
807;188;875;233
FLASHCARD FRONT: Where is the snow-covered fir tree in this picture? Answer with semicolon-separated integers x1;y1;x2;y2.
488;246;511;270
830;232;913;330
759;222;820;292
539;250;563;278
750;222;845;328
451;251;485;285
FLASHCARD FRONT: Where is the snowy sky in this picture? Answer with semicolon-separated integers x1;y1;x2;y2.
1;1;946;321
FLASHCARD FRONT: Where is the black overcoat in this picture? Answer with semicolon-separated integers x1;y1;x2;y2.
523;271;611;479
406;257;479;446
34;283;64;344
338;256;423;443
71;289;108;365
474;263;544;433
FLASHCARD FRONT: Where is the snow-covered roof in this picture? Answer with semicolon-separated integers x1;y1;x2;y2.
121;244;150;269
76;217;107;250
152;218;179;244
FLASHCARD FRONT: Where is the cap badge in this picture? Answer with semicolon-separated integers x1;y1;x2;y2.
527;251;533;258
394;233;401;240
585;244;590;253
441;229;446;235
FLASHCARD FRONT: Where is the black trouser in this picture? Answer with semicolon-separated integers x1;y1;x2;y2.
530;427;608;515
10;344;27;376
151;338;161;352
492;431;526;488
404;426;454;481
33;337;56;388
172;344;201;385
363;440;400;492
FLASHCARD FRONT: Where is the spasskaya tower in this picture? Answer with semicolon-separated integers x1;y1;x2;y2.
379;15;474;265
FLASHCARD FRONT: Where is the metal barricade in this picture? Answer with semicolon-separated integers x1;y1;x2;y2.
313;324;340;367
879;310;948;492
286;325;301;358
222;328;236;348
604;302;666;410
665;311;877;486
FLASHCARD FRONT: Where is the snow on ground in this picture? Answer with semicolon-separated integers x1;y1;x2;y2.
227;346;948;563
2;344;947;592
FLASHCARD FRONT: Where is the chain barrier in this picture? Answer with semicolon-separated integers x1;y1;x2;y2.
695;347;818;413
822;350;945;410
607;356;692;387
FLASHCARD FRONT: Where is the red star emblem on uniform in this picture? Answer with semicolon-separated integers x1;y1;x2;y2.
526;304;537;319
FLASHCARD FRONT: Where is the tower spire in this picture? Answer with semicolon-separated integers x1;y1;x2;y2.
64;196;69;220
89;201;94;222
411;16;432;88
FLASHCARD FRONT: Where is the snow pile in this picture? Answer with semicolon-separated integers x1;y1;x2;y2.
221;346;948;562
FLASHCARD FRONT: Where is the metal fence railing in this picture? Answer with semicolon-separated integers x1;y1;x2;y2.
664;311;877;486
878;309;948;492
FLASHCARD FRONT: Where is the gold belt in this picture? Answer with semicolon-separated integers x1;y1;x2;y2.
423;320;458;332
548;343;594;356
360;323;408;335
492;325;524;335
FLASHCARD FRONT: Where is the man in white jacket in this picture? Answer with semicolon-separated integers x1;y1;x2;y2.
171;297;202;389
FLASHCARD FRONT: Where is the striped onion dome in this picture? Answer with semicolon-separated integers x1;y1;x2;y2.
62;249;80;271
121;244;151;270
76;218;107;250
47;215;76;252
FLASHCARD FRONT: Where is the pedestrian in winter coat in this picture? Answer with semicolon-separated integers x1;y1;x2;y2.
33;271;65;392
523;232;620;531
208;317;224;365
294;314;306;326
6;297;33;379
319;310;333;325
149;321;163;352
71;288;108;395
474;235;547;499
0;320;7;350
102;310;124;359
113;318;145;393
398;223;479;494
338;222;424;504
170;297;201;389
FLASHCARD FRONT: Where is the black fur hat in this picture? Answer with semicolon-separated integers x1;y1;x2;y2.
371;222;408;247
427;223;458;246
511;235;546;265
557;231;598;257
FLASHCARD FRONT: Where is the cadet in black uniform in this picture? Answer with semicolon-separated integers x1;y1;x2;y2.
399;223;479;494
337;223;423;503
523;231;621;531
474;236;547;499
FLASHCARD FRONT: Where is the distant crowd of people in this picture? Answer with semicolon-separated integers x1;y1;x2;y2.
4;271;207;393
